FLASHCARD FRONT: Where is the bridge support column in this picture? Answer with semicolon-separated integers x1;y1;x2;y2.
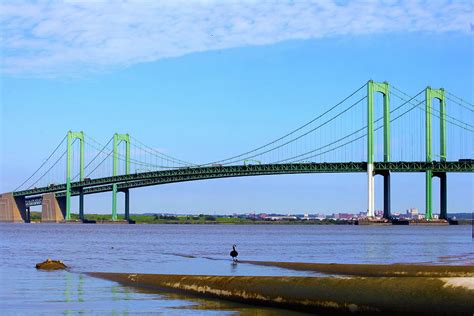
383;171;391;219
0;192;26;222
432;172;448;220
367;163;375;217
374;170;391;219
79;188;84;221
440;173;447;220
425;170;433;220
124;189;130;221
112;184;118;221
41;193;66;222
26;207;31;223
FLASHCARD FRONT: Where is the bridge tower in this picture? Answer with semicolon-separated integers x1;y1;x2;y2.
367;80;390;218
112;133;130;221
66;131;84;221
425;87;447;220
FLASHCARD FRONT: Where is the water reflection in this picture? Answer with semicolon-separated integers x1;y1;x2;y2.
78;273;84;302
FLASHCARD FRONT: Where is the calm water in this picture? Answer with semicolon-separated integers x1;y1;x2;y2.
1;224;473;315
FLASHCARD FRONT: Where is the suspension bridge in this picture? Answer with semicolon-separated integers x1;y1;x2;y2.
1;80;473;223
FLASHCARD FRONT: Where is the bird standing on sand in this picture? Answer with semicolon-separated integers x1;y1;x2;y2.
230;244;238;262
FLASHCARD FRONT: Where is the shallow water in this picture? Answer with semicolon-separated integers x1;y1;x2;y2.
0;224;472;314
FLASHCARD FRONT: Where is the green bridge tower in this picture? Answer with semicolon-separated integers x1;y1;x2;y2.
66;131;84;221
112;133;130;221
425;87;447;220
367;80;390;218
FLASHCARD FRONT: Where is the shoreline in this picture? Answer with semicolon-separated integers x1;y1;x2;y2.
25;211;473;225
23;219;474;225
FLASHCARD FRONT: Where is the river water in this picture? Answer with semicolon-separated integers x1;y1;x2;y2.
1;224;472;315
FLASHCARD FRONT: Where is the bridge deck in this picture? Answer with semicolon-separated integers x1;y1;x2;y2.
14;161;473;204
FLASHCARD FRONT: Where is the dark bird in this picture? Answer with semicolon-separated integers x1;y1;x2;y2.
230;244;238;262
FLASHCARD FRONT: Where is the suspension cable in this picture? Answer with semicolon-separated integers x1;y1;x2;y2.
217;95;368;166
84;135;177;170
276;90;425;163
27;139;77;189
203;82;367;165
391;91;474;132
445;91;474;111
71;136;114;181
290;99;424;163
392;86;474;129
130;136;195;166
14;134;67;191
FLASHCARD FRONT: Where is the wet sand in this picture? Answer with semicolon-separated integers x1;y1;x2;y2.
88;261;474;315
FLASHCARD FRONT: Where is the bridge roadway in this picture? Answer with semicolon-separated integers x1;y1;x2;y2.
15;161;473;206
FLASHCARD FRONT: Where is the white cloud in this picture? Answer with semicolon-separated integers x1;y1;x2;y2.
0;0;472;77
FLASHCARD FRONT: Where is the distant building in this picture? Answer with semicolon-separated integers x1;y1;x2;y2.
414;213;425;220
267;215;298;221
315;213;326;220
333;213;354;220
301;213;317;220
406;208;419;219
246;213;257;220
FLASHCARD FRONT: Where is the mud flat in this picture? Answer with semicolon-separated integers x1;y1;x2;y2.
410;219;449;226
88;271;474;315
241;260;474;277
356;218;392;226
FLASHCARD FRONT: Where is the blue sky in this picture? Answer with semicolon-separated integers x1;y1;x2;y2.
0;1;473;215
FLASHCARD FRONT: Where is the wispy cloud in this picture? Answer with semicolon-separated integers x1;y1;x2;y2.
0;0;472;77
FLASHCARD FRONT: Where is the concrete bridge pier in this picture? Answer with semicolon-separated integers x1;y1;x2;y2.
41;193;66;222
0;192;26;222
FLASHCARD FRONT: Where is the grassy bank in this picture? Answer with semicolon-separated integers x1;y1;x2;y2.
29;211;473;225
30;212;354;224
